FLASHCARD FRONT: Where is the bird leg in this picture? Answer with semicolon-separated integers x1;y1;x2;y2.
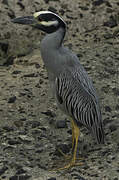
57;120;82;170
71;119;75;151
57;119;75;159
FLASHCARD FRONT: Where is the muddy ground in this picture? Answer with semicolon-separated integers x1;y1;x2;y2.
0;0;119;180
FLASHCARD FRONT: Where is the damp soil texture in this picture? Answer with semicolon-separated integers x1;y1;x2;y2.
0;0;119;180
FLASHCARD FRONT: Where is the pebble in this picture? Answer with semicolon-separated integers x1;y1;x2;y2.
0;166;8;176
8;139;21;145
92;0;104;6
109;124;117;132
2;0;8;5
19;135;34;142
8;96;16;103
47;178;56;180
104;15;117;28
56;120;67;128
9;175;31;180
41;110;56;117
105;106;112;112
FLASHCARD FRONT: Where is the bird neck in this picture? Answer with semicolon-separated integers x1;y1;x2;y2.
41;27;66;49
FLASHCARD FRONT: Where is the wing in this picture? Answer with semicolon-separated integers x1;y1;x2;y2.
55;66;104;144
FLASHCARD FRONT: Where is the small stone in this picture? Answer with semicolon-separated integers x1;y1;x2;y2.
9;176;18;180
31;121;41;128
19;135;34;142
4;56;14;66
0;167;8;176
113;178;118;180
2;126;14;132
43;0;49;3
2;0;8;5
41;110;56;117
115;105;119;110
8;140;21;145
23;73;37;77
74;175;86;180
35;63;40;69
16;168;26;175
47;178;56;180
109;124;117;132
8;96;16;103
56;120;67;128
10;175;30;180
92;0;104;6
112;88;119;96
12;70;21;74
105;106;112;112
17;2;25;10
0;42;9;53
104;16;117;28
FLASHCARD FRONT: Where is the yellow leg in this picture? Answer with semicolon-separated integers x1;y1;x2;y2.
57;120;82;170
57;119;75;159
71;119;75;150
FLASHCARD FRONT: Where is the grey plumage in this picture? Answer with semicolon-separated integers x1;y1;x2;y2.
40;27;104;144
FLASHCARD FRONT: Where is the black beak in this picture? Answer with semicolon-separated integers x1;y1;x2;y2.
11;16;36;25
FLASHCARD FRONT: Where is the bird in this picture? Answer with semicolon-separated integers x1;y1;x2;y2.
12;11;105;169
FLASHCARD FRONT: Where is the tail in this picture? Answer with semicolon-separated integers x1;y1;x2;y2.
92;123;105;144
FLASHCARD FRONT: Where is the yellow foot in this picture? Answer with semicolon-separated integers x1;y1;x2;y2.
58;161;83;170
50;160;83;171
57;148;71;160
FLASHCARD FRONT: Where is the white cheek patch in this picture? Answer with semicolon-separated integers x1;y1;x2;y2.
40;20;58;27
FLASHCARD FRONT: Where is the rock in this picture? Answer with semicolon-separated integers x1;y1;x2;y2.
35;63;40;69
109;124;117;132
31;121;41;128
12;70;21;74
115;105;119;110
92;0;104;6
8;9;15;19
47;178;56;180
41;110;56;117
2;126;14;132
56;120;67;128
17;2;25;10
19;135;34;142
8;96;16;103
112;88;119;96
4;56;14;66
8;139;21;145
9;175;31;180
0;166;8;176
16;168;26;175
105;106;112;112
43;0;49;3
104;15;118;28
0;42;9;54
2;0;8;5
23;73;38;77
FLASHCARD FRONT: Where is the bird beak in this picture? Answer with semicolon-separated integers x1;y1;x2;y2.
11;16;36;25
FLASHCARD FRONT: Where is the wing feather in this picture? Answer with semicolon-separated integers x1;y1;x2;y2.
55;66;104;144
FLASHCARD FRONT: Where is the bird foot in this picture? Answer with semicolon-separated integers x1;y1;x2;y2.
57;148;71;159
51;160;83;171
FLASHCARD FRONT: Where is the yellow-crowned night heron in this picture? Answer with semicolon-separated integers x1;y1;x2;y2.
12;11;104;169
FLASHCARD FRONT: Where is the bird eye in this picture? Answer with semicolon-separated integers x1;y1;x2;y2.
38;16;42;21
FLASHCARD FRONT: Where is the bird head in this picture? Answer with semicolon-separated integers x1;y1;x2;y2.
12;11;66;33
